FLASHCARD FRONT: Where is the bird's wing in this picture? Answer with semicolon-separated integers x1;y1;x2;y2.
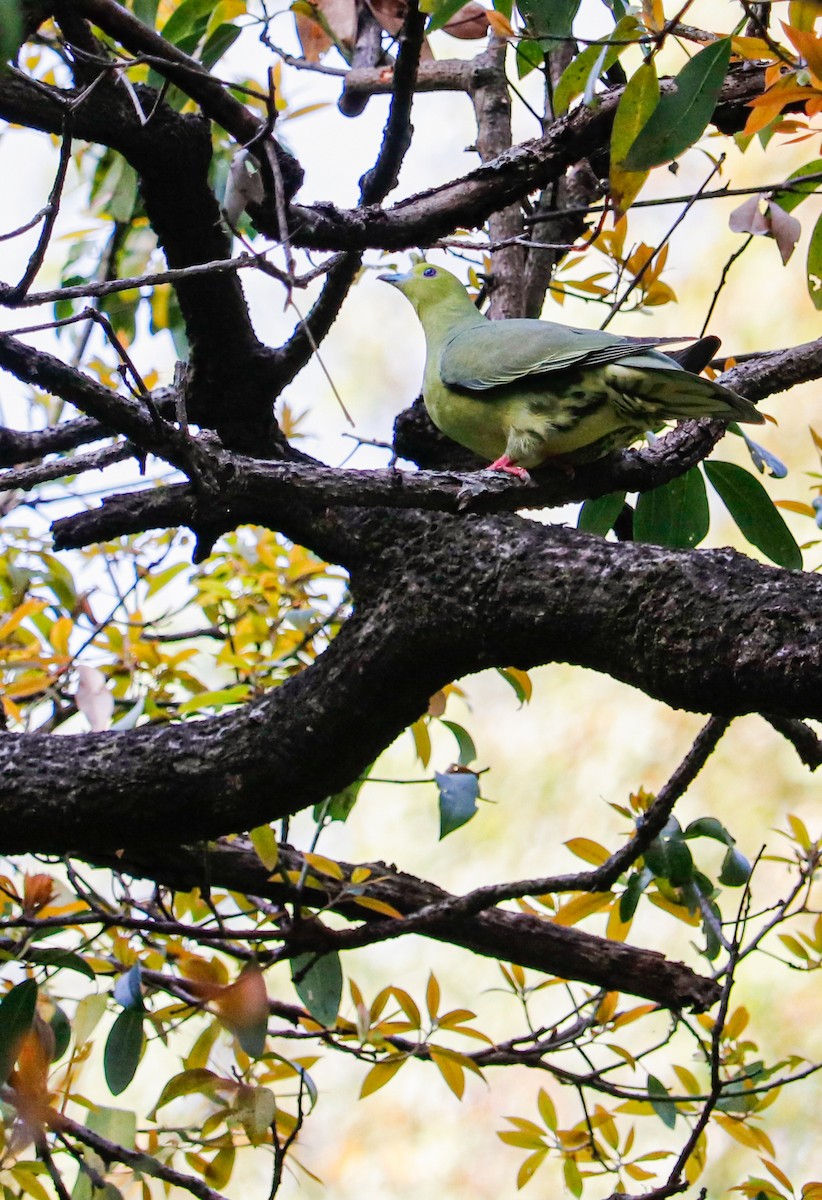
439;320;661;392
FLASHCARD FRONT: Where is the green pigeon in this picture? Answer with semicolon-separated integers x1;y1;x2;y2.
380;262;764;480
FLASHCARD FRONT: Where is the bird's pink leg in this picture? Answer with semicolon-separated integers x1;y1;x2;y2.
486;455;531;482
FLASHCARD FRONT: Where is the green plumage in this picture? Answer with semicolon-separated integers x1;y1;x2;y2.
380;263;764;476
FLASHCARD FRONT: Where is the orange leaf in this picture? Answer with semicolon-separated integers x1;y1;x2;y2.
782;22;822;87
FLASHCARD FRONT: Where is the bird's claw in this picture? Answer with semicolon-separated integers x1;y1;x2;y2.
486;456;531;482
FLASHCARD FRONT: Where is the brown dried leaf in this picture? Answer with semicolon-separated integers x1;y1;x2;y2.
767;198;802;263
366;0;406;34
294;11;332;61
443;2;490;39
729;195;771;235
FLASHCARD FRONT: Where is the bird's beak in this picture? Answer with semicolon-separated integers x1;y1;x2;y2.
378;271;410;287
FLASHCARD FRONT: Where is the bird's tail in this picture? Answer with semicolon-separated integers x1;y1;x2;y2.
607;359;765;425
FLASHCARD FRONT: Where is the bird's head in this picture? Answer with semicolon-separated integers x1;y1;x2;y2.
378;262;474;316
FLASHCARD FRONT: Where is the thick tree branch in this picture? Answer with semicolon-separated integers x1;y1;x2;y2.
2;510;822;857
263;67;768;250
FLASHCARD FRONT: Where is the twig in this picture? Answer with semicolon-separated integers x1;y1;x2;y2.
6;108;75;301
699;235;753;336
601;155;726;328
0;441;133;493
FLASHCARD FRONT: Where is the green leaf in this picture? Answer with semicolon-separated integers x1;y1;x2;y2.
0;0;24;67
24;948;96;980
514;38;545;79
634;468;709;549
317;770;369;824
424;0;471;32
0;979;37;1084
647;1074;677;1128
619;868;652;922
610;60;659;215
665;838;694;887
159;0;214;45
104;1009;145;1096
704;460;803;569
436;770;479;838
291;953;342;1028
517;0;580;39
683;816;735;845
719;846;752;887
553;18;640;115
578;491;626;536
440;719;477;766
200;22;242;69
49;1005;72;1062
770;158;822;214
807;210;822;310
151;1068;224;1117
496;667;532;705
622;39;732;170
133;0;159;26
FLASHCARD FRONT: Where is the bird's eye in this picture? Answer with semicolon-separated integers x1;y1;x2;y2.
422;267;437;277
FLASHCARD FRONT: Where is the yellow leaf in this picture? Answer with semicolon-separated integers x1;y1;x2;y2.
499;1130;546;1150
790;1;822;31
782;21;822;87
302;852;344;879
429;1046;465;1098
641;0;664;32
609;59;659;214
714;1113;774;1153
673;1065;701;1095
684;1130;707;1183
353;895;404;919
606;902;632;943
552;892;612;926
360;1055;405;1098
564;838;611;866
48;616;73;657
596;992;619;1024
411;717;431;766
537;1088;557;1130
732;35;786;61
249;825;279;871
516;1148;548;1189
625;1164;657;1181
647;893;701;925
762;1158;795;1193
788;813;812;849
390;987;421;1027
724;1006;750;1041
775;500;816;516
0;599;48;641
611;1003;658;1029
426;972;440;1020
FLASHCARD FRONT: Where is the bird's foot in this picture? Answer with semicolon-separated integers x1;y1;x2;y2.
486;456;531;482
